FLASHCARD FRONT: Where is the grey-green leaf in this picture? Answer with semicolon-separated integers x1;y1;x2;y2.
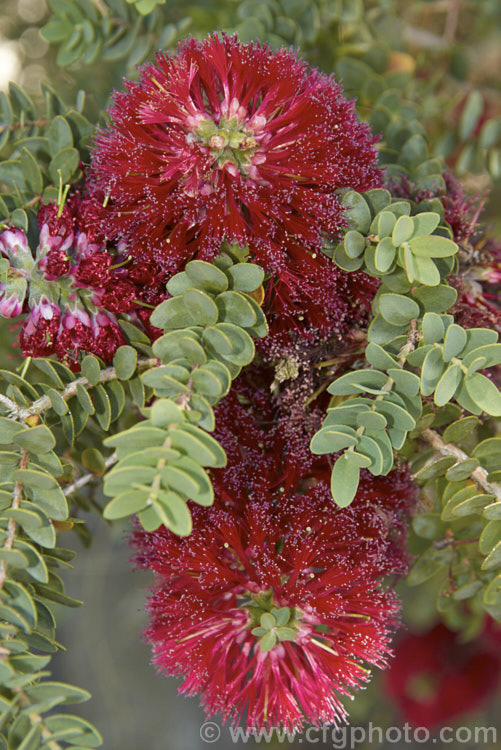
310;427;357;454
378;293;419;326
434;363;463;407
465;373;501;417
330;454;360;508
113;345;137;380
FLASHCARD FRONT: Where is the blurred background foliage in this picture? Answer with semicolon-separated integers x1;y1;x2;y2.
0;0;500;747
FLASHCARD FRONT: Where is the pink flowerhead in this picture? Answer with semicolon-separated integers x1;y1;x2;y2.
39;247;71;281
37;200;75;242
74;251;112;287
55;306;93;367
90;34;380;275
30;295;60;326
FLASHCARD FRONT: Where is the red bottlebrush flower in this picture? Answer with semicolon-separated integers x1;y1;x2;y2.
450;280;501;334
385;623;501;729
441;172;483;246
212;380;415;578
127;258;165;287
132;385;413;731
349;470;415;578
90;34;380;276
133;485;400;731
261;252;377;345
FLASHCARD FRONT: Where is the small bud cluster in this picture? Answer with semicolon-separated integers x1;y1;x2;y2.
0;202;166;367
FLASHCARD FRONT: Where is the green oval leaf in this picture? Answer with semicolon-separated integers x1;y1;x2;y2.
434;363;463;406
310;426;357;454
378;293;419;326
409;235;458;258
113;345;138;380
343;230;366;258
183;288;219;326
330;453;360;507
465;373;501;417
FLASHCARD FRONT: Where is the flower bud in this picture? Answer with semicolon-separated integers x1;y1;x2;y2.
0;290;24;318
30;295;60;325
0;228;34;271
0;277;28;318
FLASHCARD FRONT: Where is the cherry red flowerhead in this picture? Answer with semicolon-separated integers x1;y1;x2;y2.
133;486;400;732
90;34;381;277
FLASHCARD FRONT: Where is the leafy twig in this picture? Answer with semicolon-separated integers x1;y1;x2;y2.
421;427;501;501
16;689;63;750
0;449;28;590
11;357;157;421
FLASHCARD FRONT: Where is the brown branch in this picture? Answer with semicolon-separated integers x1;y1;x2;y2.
421;427;501;502
11;357;157;421
63;453;118;497
25;195;42;210
397;319;420;365
0;119;51;135
443;0;461;43
0;393;20;415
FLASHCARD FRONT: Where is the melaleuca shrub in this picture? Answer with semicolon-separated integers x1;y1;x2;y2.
0;16;500;748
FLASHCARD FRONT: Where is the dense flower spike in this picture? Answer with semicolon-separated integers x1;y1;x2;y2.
90;34;381;277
